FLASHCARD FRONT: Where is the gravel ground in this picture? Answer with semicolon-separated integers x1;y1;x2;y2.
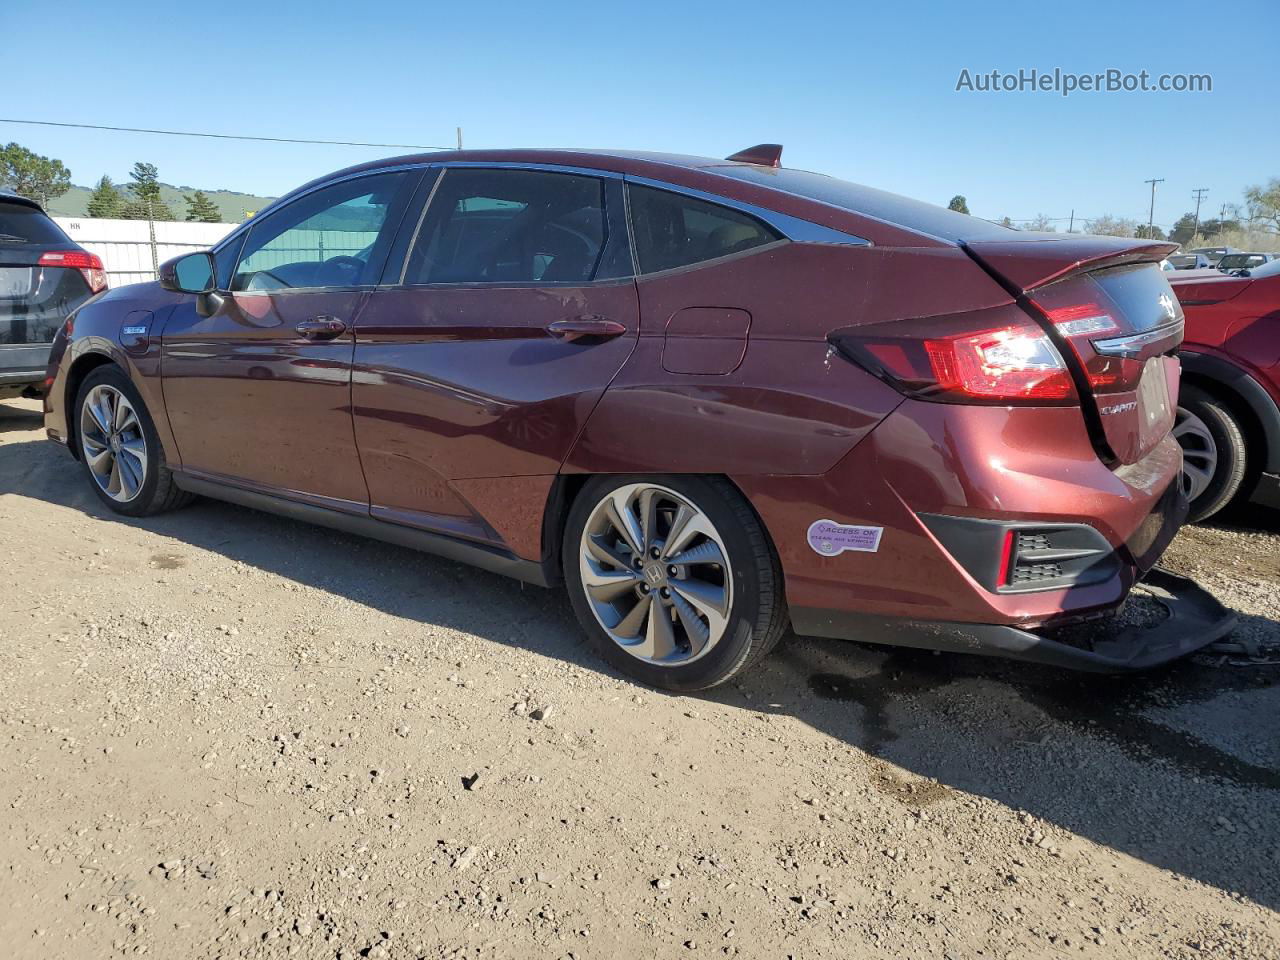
1;395;1278;959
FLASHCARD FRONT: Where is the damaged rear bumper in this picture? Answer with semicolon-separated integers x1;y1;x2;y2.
791;568;1236;673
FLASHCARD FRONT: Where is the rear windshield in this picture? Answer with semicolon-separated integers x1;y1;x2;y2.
703;165;1018;242
0;201;68;244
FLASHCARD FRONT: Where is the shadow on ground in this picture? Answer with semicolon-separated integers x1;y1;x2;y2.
2;413;1278;911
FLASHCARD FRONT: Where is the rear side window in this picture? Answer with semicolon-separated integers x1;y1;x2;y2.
0;201;69;244
627;184;780;274
404;169;610;284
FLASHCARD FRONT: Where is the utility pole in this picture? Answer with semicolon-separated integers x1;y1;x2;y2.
1192;187;1209;239
456;127;463;150
1144;178;1164;236
1068;209;1075;233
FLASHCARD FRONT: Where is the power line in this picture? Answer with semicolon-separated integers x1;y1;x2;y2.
0;118;451;151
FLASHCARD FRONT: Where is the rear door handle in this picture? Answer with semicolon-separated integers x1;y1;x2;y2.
546;317;627;342
295;317;347;340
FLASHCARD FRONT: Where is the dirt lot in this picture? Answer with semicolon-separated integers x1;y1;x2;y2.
2;395;1278;960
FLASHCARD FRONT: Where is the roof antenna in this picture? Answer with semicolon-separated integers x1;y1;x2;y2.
725;144;783;167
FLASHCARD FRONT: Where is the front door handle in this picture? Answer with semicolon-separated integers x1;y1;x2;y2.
546;317;627;342
295;317;347;340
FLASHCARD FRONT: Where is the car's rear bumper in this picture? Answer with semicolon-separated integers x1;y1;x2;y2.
791;568;1235;672
0;343;51;383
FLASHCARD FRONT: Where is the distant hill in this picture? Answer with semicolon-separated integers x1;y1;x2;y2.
47;182;277;223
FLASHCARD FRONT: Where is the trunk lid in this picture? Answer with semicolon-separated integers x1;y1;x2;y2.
965;236;1183;466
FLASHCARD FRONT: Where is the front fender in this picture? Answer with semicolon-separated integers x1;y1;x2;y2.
44;283;185;465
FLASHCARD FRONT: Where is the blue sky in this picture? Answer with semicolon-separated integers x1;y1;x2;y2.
5;0;1275;231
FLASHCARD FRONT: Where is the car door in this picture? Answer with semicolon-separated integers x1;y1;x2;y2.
161;169;418;511
352;165;639;548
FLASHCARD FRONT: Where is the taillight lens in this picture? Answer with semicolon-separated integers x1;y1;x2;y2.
38;250;108;294
829;307;1077;405
1033;297;1135;394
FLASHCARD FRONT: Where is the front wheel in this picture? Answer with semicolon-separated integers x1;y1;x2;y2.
74;365;192;517
563;476;787;691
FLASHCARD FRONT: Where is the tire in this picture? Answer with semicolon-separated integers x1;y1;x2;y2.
74;365;193;517
563;475;787;691
1174;385;1247;523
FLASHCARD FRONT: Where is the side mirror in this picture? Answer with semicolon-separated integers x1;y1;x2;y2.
159;251;215;294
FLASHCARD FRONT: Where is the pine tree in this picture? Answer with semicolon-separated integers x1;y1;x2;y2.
184;190;222;223
86;176;123;218
119;161;175;221
947;195;970;215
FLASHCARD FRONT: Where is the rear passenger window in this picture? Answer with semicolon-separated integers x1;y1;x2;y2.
404;169;609;284
627;184;781;274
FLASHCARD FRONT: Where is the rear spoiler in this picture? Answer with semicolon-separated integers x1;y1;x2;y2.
962;235;1179;293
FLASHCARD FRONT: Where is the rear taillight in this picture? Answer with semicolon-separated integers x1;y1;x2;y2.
1032;294;1139;394
829;306;1077;405
38;250;108;294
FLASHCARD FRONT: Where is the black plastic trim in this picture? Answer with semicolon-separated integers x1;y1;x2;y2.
918;513;1119;594
790;568;1235;673
172;472;552;587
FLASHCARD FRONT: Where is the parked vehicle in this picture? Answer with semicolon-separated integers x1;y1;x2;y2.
1;189;106;398
1216;252;1277;274
1168;253;1214;270
1170;258;1280;520
1190;246;1240;266
42;146;1233;689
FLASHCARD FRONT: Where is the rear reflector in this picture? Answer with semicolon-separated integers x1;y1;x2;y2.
38;250;108;294
829;306;1077;405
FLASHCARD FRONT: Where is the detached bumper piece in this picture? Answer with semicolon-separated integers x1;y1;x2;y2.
791;568;1236;673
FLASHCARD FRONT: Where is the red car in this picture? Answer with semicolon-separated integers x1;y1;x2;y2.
1170;258;1280;520
42;146;1232;690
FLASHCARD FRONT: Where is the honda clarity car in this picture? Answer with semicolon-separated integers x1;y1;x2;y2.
2;188;106;398
42;145;1233;689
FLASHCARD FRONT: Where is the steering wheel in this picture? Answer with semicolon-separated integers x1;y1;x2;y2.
325;255;366;272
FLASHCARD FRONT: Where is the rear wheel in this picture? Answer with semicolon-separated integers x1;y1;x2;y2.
563;476;787;691
1174;385;1247;522
75;365;192;517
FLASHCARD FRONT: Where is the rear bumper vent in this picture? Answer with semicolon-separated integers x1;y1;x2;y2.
919;514;1122;595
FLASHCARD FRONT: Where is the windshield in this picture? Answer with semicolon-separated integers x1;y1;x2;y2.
0;201;68;244
1217;253;1268;271
1246;258;1280;278
705;164;1018;242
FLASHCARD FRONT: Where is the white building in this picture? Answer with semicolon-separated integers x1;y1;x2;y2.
53;217;238;287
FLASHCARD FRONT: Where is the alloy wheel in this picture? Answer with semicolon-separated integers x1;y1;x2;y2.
80;384;148;503
578;483;733;665
1173;405;1218;503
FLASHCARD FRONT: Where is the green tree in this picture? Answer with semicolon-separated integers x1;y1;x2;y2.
86;175;123;218
1244;178;1280;232
1169;213;1198;246
947;195;970;215
184;190;222;223
1134;224;1166;240
1086;215;1137;238
999;216;1013;228
0;142;72;206
119;162;175;221
1196;218;1240;240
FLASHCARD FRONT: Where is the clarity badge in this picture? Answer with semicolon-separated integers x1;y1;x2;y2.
806;519;883;556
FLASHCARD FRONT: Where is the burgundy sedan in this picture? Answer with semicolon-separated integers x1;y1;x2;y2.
43;146;1232;689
